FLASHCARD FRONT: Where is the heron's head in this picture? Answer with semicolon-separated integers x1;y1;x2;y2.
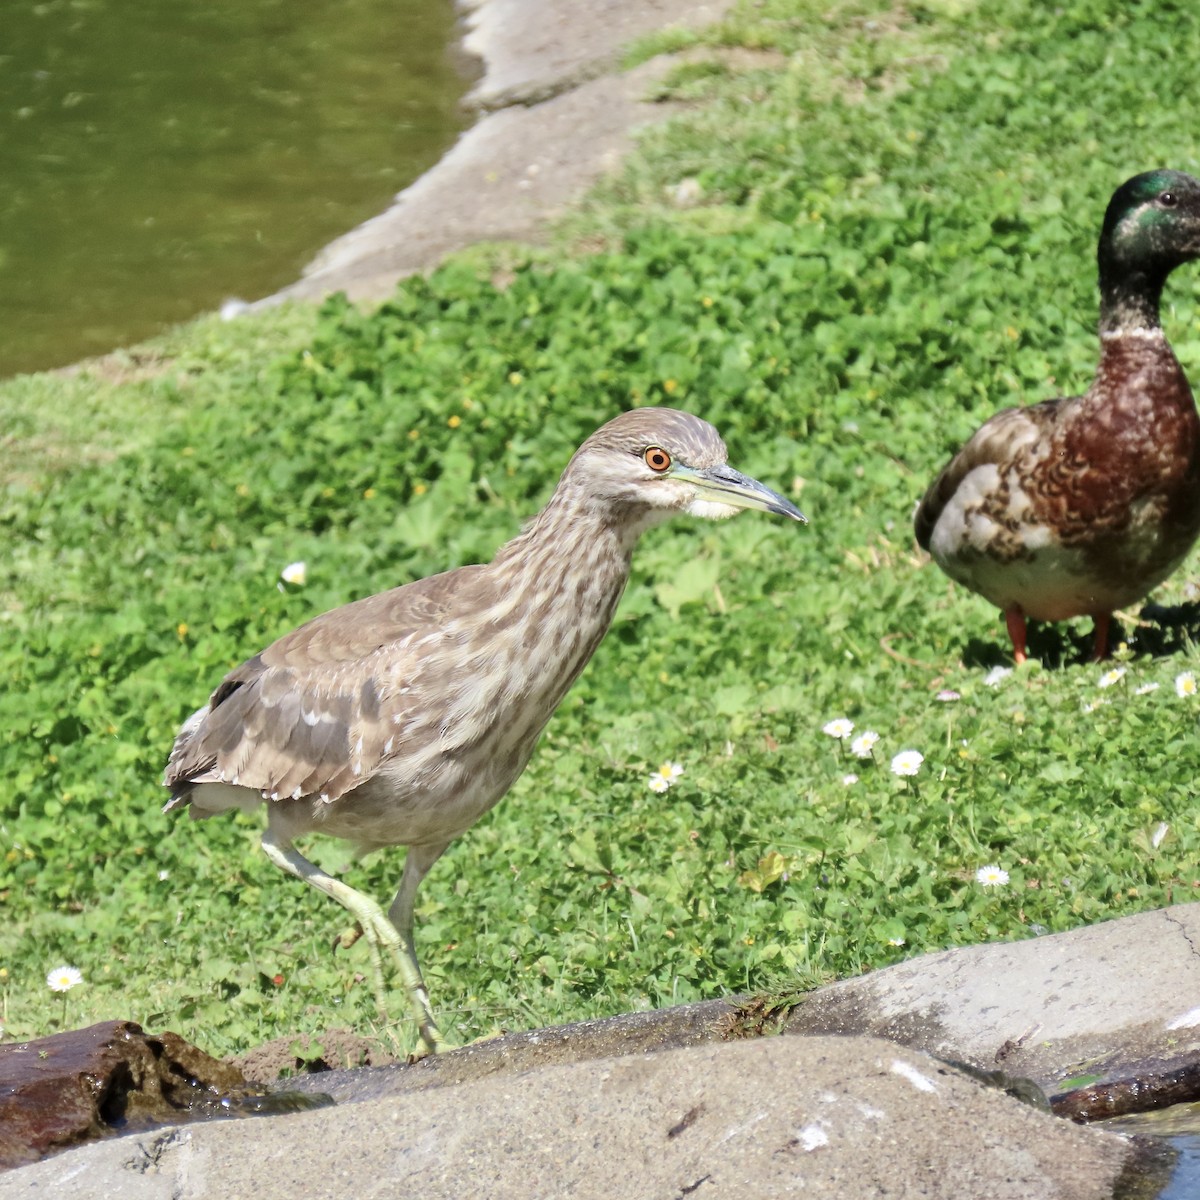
563;407;806;526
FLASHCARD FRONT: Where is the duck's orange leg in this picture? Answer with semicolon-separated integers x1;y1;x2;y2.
1005;606;1028;665
1091;612;1111;661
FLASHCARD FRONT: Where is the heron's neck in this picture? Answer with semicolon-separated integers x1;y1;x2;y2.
493;489;654;597
478;490;657;707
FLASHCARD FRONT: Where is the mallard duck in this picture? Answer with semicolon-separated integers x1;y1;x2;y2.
914;170;1200;663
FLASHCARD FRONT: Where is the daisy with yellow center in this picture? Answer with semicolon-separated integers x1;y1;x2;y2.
279;561;307;588
890;750;923;777
647;762;684;792
46;966;83;993
850;731;879;758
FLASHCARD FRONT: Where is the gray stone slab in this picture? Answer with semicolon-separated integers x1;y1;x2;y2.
786;903;1200;1085
0;1035;1133;1200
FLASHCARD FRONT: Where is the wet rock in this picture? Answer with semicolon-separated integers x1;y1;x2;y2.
1052;1054;1200;1122
0;1020;256;1170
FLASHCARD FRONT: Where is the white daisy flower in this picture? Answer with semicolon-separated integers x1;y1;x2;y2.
975;864;1010;887
1097;667;1126;688
46;966;83;993
1175;671;1197;698
822;718;854;739
279;561;308;587
935;690;961;702
647;761;684;792
841;773;859;786
890;750;924;777
984;666;1012;687
887;936;906;947
1135;682;1160;695
850;731;879;758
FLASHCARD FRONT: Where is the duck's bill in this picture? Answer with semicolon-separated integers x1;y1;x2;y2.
682;463;807;522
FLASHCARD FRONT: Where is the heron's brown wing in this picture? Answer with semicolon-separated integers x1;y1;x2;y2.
913;398;1062;550
165;565;487;803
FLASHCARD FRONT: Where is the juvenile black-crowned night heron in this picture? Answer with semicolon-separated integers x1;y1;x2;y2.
164;407;805;1055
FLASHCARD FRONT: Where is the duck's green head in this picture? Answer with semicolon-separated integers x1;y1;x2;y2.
1099;169;1200;275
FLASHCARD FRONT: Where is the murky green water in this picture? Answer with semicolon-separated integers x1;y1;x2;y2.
1105;1103;1200;1199
0;0;469;379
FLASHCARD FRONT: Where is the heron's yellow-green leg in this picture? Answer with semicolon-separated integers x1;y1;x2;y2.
261;829;444;1058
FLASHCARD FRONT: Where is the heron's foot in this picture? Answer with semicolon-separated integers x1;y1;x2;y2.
407;1039;441;1064
354;904;446;1056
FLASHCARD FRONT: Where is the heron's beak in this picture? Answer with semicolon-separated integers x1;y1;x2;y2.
679;463;807;522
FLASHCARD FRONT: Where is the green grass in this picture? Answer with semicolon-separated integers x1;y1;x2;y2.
4;0;1200;1058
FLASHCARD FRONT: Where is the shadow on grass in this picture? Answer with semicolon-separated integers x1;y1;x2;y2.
959;603;1200;671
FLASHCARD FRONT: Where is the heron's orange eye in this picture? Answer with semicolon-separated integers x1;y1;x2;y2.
644;447;672;472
